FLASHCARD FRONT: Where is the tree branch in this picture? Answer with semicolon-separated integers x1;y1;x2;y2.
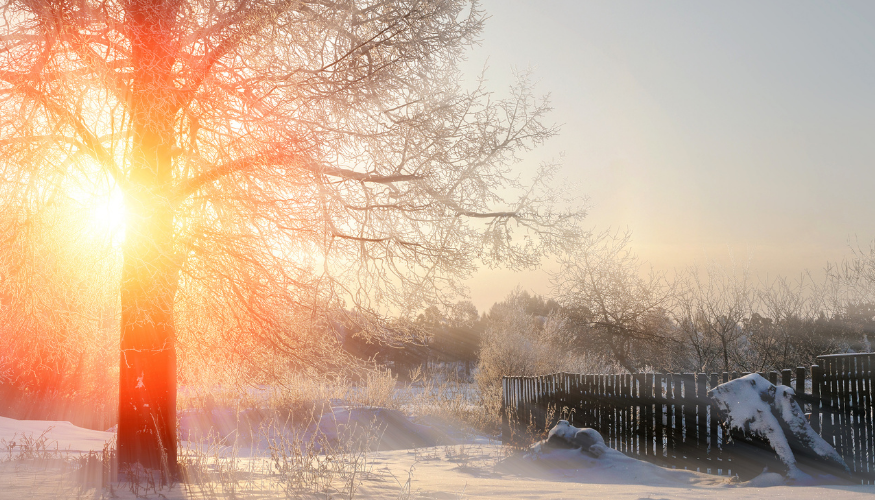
15;83;128;192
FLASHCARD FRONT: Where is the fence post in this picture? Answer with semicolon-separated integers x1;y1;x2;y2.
832;357;845;460
682;373;694;446
501;377;508;444
865;356;874;478
709;373;719;452
851;357;863;477
696;373;707;458
811;364;823;435
645;372;654;456
781;369;792;387
795;367;806;403
656;373;665;457
865;356;875;479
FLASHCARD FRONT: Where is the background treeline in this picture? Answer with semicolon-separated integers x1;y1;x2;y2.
3;226;875;430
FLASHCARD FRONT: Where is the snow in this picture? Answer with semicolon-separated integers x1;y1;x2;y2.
708;373;848;481
531;420;607;457
0;416;114;454
0;414;873;499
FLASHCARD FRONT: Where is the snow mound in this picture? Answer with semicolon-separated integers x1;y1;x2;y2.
307;406;449;450
0;416;113;454
519;421;730;487
531;420;607;457
708;373;848;481
179;406;451;452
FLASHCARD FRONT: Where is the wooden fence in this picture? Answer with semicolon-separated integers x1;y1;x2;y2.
501;353;875;482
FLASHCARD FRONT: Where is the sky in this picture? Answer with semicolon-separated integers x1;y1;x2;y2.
462;0;875;313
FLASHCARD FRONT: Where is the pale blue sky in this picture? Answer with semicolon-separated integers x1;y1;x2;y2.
463;0;875;311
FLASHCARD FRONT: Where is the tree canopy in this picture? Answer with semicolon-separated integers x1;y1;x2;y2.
0;0;582;471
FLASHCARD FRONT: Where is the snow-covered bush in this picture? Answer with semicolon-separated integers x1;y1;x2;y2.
477;292;605;427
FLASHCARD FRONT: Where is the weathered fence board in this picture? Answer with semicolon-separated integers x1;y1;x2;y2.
501;353;875;483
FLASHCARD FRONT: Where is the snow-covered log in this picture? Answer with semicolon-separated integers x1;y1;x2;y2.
532;420;608;457
708;373;848;480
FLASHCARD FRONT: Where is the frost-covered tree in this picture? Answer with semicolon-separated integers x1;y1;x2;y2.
552;230;676;372
0;0;582;472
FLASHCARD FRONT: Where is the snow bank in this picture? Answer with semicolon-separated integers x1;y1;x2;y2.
0;416;113;454
708;373;848;481
178;405;452;452
307;406;450;450
531;420;607;457
522;420;732;487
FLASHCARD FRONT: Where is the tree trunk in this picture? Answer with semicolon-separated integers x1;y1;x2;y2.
117;0;180;475
117;188;177;474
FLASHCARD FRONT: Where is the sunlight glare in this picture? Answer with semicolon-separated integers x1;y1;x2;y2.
90;186;126;241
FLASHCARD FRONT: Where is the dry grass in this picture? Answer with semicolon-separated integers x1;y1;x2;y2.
0;368;503;498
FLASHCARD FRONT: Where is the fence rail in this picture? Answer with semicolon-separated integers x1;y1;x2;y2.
501;353;875;482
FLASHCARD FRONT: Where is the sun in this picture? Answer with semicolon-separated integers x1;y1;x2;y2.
89;185;127;239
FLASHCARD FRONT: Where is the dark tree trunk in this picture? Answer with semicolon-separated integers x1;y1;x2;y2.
117;0;180;475
117;197;177;474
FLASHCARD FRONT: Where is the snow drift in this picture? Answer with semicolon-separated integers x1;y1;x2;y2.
708;373;848;481
531;420;608;457
523;420;732;487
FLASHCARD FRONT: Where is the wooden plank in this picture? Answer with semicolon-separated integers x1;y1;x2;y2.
611;374;618;449
597;374;604;443
683;373;695;447
611;374;617;449
589;374;594;430
852;357;865;477
619;374;625;451
512;376;518;444
697;373;707;449
823;359;837;453
501;377;508;444
857;357;868;477
621;373;635;452
669;372;677;458
531;376;538;432
840;357;852;465
860;356;875;479
812;364;822;434
629;373;636;454
645;372;654;456
795;367;806;411
847;358;864;473
582;374;591;428
864;356;874;478
654;373;664;457
840;358;851;473
633;373;639;454
524;376;530;433
627;373;634;454
709;373;719;452
572;374;580;427
641;373;650;456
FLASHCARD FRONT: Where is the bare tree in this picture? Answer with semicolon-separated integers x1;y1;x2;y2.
675;264;755;373
551;230;676;373
0;0;582;472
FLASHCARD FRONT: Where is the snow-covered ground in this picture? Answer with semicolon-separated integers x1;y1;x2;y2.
1;415;873;499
